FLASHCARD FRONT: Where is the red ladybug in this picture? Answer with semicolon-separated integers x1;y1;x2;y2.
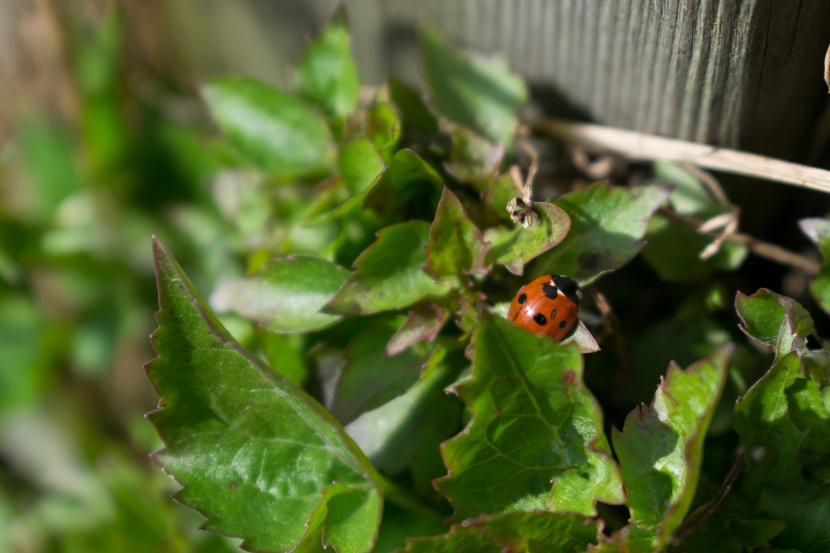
507;275;581;341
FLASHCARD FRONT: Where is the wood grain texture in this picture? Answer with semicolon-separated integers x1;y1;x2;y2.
8;0;824;159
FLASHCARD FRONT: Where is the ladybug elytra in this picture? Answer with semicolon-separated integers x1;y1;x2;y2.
507;275;581;341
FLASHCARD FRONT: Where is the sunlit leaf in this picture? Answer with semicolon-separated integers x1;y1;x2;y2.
536;181;671;285
484;202;571;275
211;255;350;333
612;344;733;550
325;149;444;222
146;238;381;553
339;138;385;195
366;101;402;158
735;288;816;361
295;10;360;119
324;221;454;315
420;26;526;145
424;187;489;280
202;77;333;176
435;311;623;520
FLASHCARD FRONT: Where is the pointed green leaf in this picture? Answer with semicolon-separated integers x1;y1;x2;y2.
339;138;385;194
612;344;733;550
388;76;439;135
145;238;381;553
443;124;505;185
295;11;360;119
799;218;830;315
420;26;526;144
425;187;490;280
325;149;444;222
324;221;454;315
330;318;436;425
435;311;623;520
537;182;671;285
386;303;448;356
345;352;460;475
396;511;600;553
733;352;830;479
484;202;571;275
211;255;350;333
202;77;333;176
366;101;402;157
735;289;816;360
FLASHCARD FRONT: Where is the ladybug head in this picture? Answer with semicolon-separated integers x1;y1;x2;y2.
552;275;582;306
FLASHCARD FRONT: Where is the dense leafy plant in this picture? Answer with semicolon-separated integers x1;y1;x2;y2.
145;16;830;553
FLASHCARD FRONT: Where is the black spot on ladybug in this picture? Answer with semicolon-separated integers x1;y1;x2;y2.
533;313;547;326
559;320;568;329
517;293;527;304
542;282;559;299
552;275;582;306
550;308;558;320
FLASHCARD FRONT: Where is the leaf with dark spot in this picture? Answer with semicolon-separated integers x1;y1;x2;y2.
435;311;623;520
535;181;671;285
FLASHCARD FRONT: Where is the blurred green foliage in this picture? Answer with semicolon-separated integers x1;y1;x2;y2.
3;7;830;553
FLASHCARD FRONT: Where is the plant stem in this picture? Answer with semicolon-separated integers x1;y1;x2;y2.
670;454;745;546
661;209;821;276
378;474;447;523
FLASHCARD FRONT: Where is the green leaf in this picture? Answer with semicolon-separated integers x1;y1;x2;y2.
295;11;360;118
612;344;733;550
324;221;454;315
435;311;623;520
536;182;671;285
484;202;571;275
146;238;381;553
325;149;444;222
330;318;436;425
757;468;830;552
396;511;600;553
339;138;386;195
419;26;527;145
425;187;490;280
388;76;439;135
386;303;448;356
366;101;402;157
202;77;333;176
211;255;350;333
344;350;460;475
799;218;830;315
735;289;816;360
443;125;505;185
733;352;830;479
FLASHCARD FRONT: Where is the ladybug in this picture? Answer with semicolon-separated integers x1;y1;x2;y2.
507;275;582;341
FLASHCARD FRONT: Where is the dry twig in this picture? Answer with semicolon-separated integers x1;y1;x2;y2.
531;119;830;195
